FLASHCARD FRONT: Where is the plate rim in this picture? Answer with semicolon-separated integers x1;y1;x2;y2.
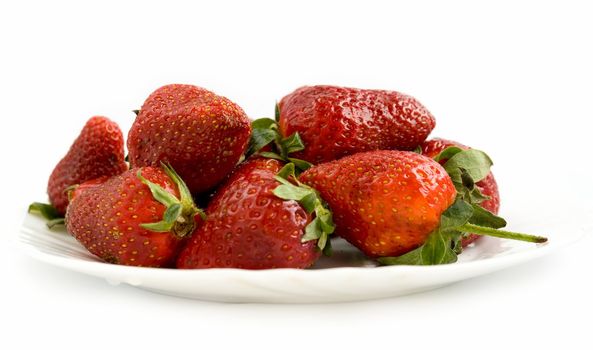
18;215;582;278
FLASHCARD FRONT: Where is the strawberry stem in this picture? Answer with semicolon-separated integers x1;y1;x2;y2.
459;223;548;243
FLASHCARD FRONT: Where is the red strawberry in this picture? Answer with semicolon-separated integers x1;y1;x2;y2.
275;85;436;164
127;84;251;194
65;164;203;267
300;150;456;258
422;138;500;247
177;158;333;269
300;150;546;264
46;116;127;215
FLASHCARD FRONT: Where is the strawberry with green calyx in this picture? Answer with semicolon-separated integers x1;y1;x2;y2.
246;104;313;172
176;158;331;269
299;150;546;266
378;148;546;265
421;138;500;247
136;163;205;237
66;163;204;267
273;163;335;255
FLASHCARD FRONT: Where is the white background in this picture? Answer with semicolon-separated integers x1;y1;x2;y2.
1;1;592;349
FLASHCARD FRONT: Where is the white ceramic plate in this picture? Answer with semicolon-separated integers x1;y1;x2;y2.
18;202;589;303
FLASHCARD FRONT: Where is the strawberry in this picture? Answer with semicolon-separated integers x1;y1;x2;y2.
65;164;204;267
127;84;251;194
422;138;500;246
35;116;127;217
299;150;546;265
248;85;435;166
300;150;456;258
176;158;334;269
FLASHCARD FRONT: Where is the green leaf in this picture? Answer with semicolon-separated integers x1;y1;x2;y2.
276;163;296;180
247;128;277;156
468;187;491;203
317;231;328;251
322;239;333;257
452;235;463;254
468;204;507;229
272;183;313;201
378;230;458;266
440;199;474;231
275;103;280;122
315;207;335;233
421;230;458;264
460;168;475;190
444;149;493;183
274;175;293;186
434;146;464;162
280;132;306;154
163;203;182;223
251;117;276;129
273;168;335;252
287;157;313;172
46;218;66;229
140;221;174;232
137;170;180;207
299;193;318;213
138;164;205;236
378;248;424;265
160;163;192;205
259;151;285;161
302;218;322;242
412;145;423;154
28;202;62;221
433;146;547;250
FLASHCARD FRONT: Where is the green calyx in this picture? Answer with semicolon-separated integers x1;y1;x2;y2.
379;147;548;266
272;163;335;256
246;103;313;173
137;163;205;238
28;202;65;229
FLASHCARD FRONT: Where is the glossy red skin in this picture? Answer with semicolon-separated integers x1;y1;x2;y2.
421;138;500;246
300;150;456;258
177;158;319;269
128;84;251;194
279;85;436;164
68;176;110;201
66;167;190;267
48;116;127;215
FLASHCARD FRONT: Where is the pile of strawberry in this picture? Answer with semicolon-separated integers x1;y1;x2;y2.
29;84;547;269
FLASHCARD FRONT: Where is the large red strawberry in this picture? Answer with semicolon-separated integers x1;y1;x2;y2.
422;138;500;246
299;150;546;265
66;164;203;267
177;158;333;269
300;150;456;258
127;84;251;194
43;116;127;215
272;85;436;164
